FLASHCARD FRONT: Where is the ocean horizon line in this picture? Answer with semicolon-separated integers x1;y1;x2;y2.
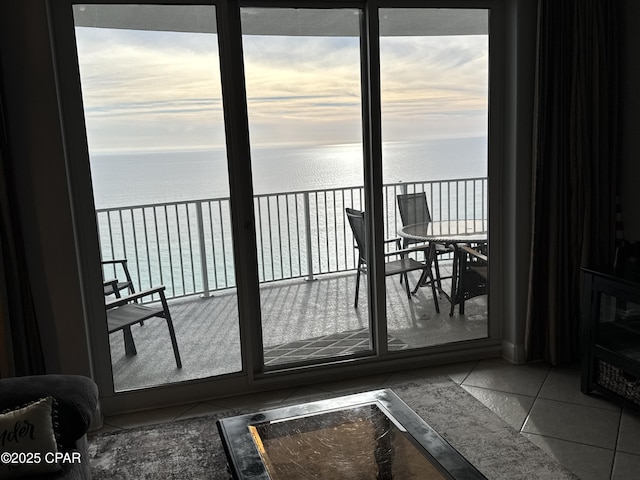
90;136;488;209
89;134;488;157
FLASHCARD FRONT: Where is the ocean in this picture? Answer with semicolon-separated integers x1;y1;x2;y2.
90;137;487;209
93;136;488;296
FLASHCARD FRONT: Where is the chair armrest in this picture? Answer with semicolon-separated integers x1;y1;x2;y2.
355;238;402;251
388;244;430;255
106;286;166;309
460;245;488;262
384;247;430;260
101;259;128;267
103;278;120;297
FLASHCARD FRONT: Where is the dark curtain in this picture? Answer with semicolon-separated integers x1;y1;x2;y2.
0;57;45;377
526;0;619;365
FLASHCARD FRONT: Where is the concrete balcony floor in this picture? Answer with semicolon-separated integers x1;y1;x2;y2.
108;264;488;392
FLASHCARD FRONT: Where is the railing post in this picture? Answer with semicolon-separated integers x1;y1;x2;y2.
303;192;315;281
196;201;210;298
400;181;408;195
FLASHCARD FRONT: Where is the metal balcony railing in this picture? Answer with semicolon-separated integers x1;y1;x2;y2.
98;178;487;300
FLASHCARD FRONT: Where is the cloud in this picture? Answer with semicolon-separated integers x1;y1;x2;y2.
76;27;225;152
242;35;363;146
75;24;488;152
379;35;488;141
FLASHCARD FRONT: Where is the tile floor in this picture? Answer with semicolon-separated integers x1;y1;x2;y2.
94;357;640;480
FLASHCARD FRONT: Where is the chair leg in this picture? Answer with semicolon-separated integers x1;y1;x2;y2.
122;326;137;355
158;292;182;368
429;269;440;314
449;248;461;316
399;240;408;285
354;262;362;308
433;256;443;291
165;317;182;369
413;268;440;313
412;270;428;295
403;273;411;299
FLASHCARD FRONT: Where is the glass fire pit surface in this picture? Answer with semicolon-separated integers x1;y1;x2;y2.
216;389;486;479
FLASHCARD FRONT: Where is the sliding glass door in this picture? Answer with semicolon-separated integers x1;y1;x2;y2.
61;1;498;404
73;4;242;391
241;7;371;368
379;8;490;351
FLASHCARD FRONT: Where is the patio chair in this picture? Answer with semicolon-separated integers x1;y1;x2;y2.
396;192;453;291
453;243;488;315
102;258;147;326
102;259;135;298
105;285;182;368
345;207;438;310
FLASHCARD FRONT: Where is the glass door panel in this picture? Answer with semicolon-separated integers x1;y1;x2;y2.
73;4;241;391
379;9;490;351
241;8;370;368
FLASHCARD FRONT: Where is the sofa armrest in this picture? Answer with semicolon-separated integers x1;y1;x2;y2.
0;375;98;449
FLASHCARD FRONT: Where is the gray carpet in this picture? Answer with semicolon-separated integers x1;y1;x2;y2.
88;377;578;479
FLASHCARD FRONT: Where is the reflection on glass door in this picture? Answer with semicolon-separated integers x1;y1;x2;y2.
380;9;490;351
241;8;370;367
73;4;241;391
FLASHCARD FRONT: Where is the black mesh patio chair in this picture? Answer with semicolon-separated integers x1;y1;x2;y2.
102;258;145;325
101;259;135;298
396;192;453;290
105;285;182;369
345;207;439;310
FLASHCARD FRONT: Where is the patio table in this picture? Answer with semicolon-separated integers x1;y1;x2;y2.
398;220;487;315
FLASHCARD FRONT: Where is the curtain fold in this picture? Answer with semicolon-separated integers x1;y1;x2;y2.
526;0;619;365
0;56;45;377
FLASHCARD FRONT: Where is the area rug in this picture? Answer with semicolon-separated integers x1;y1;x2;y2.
89;377;578;480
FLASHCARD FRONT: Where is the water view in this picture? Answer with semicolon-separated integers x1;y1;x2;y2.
91;137;486;209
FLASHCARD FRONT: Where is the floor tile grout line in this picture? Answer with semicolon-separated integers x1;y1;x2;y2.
457;359;480;385
462;382;620;413
609;408;625;480
521;430;617;453
531;394;623;413
534;363;553;398
522;365;556;434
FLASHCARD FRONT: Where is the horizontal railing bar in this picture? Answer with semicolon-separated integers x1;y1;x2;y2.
95;178;488;214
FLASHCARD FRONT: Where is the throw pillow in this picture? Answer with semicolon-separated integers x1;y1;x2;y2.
0;397;61;478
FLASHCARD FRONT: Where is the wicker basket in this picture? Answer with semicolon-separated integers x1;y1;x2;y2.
597;361;640;405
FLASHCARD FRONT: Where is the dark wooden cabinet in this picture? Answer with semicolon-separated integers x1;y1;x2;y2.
581;269;640;412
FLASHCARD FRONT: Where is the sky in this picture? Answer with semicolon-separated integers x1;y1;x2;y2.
74;9;488;154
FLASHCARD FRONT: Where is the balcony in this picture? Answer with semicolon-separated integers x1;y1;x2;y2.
99;178;488;391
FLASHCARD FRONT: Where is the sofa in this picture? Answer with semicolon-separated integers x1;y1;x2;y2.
0;375;99;479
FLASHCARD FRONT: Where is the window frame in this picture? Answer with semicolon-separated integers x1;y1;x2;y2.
49;0;505;414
